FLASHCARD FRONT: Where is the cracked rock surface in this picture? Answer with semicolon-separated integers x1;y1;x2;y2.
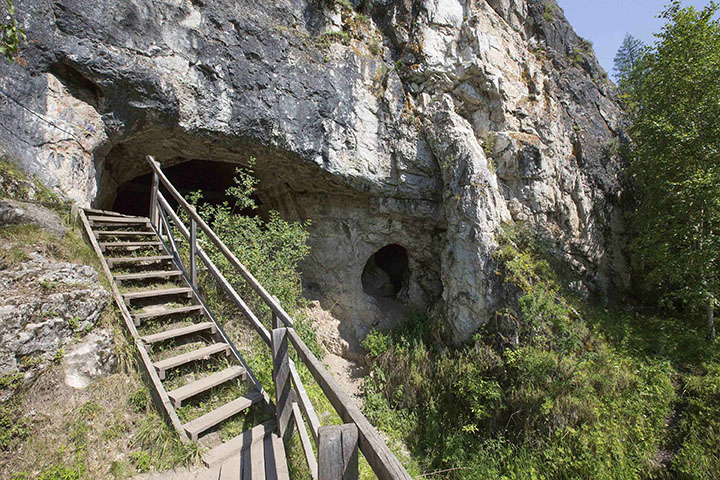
1;0;627;342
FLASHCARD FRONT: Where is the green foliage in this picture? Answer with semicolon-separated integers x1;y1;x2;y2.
0;156;63;203
626;1;720;340
361;225;693;479
542;1;556;22
188;162;311;329
0;0;25;62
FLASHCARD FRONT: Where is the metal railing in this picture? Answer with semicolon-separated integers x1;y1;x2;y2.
147;156;412;480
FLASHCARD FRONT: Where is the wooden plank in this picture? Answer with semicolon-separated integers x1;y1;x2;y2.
318;426;343;480
133;304;203;323
289;361;320;442
287;329;411;480
95;230;156;236
142;321;216;344
168;366;246;407
184;391;263;441
115;270;183;282
195;464;222;480
292;402;318;480
100;240;162;249
154;343;229;379
272;434;290;480
249;432;266;480
203;420;276;467
263;435;279;480
88;215;149;224
83;207;137;217
319;424;358;480
272;328;294;439
219;455;241;480
123;286;193;302
107;255;172;267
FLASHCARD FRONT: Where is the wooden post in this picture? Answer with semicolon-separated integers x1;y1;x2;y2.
190;216;197;288
318;424;359;480
272;328;294;439
272;295;281;329
150;169;159;228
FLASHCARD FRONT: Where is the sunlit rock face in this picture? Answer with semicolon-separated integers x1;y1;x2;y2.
0;0;628;343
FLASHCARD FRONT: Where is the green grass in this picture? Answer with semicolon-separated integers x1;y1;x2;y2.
360;224;720;479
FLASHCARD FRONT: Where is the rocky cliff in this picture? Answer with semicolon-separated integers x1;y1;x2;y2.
0;0;627;343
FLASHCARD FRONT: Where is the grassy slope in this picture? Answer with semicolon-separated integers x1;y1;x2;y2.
362;227;720;479
0;164;198;479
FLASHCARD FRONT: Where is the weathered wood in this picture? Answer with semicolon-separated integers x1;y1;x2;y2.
133;304;203;325
204;420;276;467
219;456;241;480
196;464;222;480
150;169;159;227
77;209;190;443
114;270;183;283
250;434;266;480
293;401;318;480
122;286;193;302
107;255;172;267
287;329;411;480
272;434;291;480
168;366;245;407
100;240;162;250
190;216;198;288
88;215;149;224
272;328;294;439
95;230;155;237
288;361;321;442
184;391;263;441
318;424;358;480
154;343;230;379
142;321;216;344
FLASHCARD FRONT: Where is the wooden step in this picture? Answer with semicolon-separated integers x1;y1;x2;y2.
94;230;156;237
114;270;183;283
107;255;172;267
132;304;204;326
83;208;137;218
154;343;230;379
88;215;149;224
100;241;162;251
184;391;263;441
203;420;276;467
167;366;246;408
122;287;193;303
142;321;216;344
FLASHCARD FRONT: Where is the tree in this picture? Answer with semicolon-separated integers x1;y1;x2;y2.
613;34;644;90
628;1;720;341
0;0;24;62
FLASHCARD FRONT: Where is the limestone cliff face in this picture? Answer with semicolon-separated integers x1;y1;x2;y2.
0;0;628;343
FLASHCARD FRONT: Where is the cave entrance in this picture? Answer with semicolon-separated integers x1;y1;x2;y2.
362;244;410;302
111;159;259;216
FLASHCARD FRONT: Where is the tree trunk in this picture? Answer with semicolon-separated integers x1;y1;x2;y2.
707;297;716;341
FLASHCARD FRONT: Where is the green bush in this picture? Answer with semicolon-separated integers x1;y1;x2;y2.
362;225;683;478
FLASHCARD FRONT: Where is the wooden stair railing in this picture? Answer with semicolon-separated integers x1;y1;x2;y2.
80;156;411;480
145;154;412;480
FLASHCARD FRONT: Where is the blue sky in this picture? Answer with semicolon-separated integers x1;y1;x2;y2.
556;0;713;76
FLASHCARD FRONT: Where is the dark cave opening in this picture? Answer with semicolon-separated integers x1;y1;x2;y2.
362;244;410;301
111;159;260;216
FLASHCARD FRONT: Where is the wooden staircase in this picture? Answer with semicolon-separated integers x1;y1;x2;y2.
79;208;288;477
78;156;413;480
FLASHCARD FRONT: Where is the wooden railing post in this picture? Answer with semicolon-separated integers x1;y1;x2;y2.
318;424;359;480
272;328;294;439
150;169;159;228
190;214;197;288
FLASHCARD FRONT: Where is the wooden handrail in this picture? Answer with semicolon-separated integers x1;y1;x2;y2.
146;156;412;480
147;156;296;328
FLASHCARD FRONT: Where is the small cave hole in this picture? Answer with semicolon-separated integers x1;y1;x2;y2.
362;244;409;301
